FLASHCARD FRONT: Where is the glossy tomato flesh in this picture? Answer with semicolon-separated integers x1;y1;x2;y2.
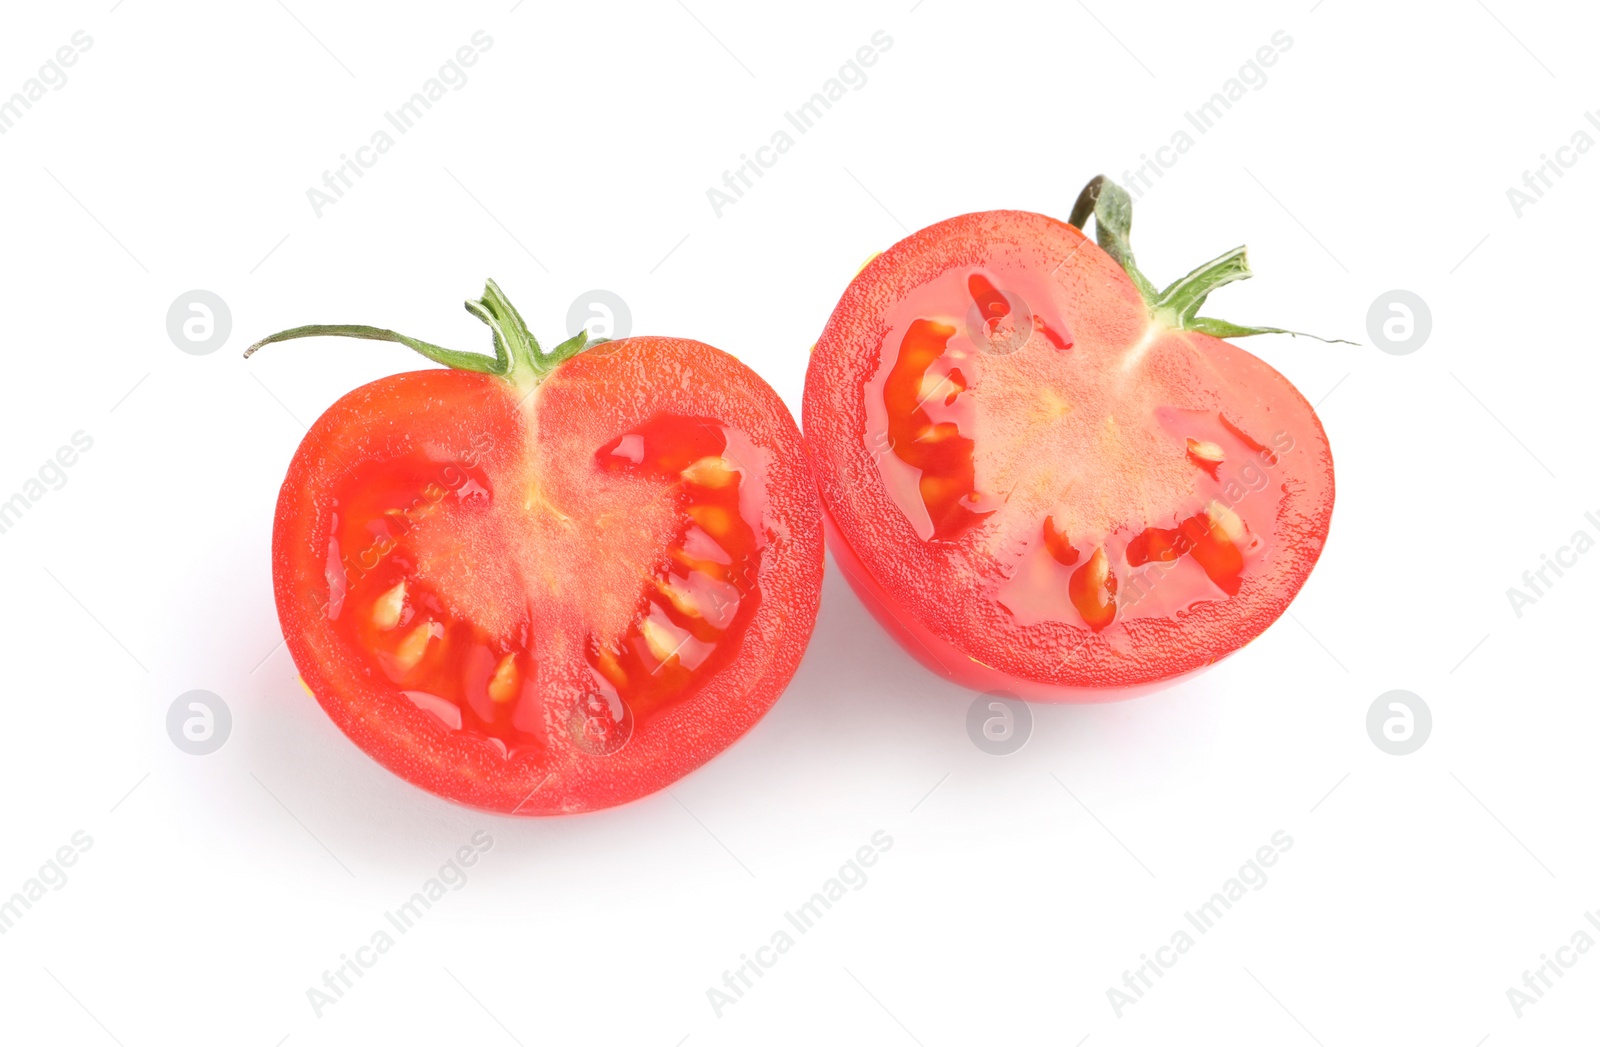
275;337;822;813
803;211;1334;698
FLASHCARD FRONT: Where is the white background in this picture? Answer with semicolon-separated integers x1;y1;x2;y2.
1;0;1595;1044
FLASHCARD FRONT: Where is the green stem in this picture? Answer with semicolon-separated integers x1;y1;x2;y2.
1067;175;1156;303
1066;175;1353;344
1066;174;1106;230
243;279;598;384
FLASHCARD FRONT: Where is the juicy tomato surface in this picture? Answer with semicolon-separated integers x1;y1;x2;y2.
273;335;822;814
803;207;1334;698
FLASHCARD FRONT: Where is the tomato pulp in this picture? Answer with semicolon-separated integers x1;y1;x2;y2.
803;178;1337;698
256;283;822;813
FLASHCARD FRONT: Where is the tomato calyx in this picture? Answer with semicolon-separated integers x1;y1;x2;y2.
244;278;598;389
1067;175;1354;345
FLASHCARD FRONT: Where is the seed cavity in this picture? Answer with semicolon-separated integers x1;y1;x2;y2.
609;434;645;464
1042;515;1081;566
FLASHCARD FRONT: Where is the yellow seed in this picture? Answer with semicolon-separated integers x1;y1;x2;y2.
595;648;628;689
639;616;684;664
1187;438;1225;464
393;621;436;672
371;581;406;630
687;505;735;539
1207;500;1248;543
917;373;952;402
1086;546;1112;588
671;547;722;578
655;577;703;618
681;456;737;488
487;654;519;704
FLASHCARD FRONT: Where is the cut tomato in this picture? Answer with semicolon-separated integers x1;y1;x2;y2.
803;177;1338;698
253;281;822;813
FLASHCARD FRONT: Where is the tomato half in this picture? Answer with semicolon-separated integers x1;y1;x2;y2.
802;177;1337;699
253;282;822;813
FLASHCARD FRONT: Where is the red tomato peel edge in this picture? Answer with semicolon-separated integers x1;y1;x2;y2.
249;281;823;814
802;176;1345;700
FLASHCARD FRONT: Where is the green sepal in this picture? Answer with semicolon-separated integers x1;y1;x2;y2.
1066;175;1352;344
243;279;603;385
242;324;501;373
543;331;591;368
1187;316;1356;345
1153;245;1251;326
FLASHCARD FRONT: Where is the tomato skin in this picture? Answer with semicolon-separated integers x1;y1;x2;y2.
273;337;823;814
803;210;1335;699
824;505;1213;702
